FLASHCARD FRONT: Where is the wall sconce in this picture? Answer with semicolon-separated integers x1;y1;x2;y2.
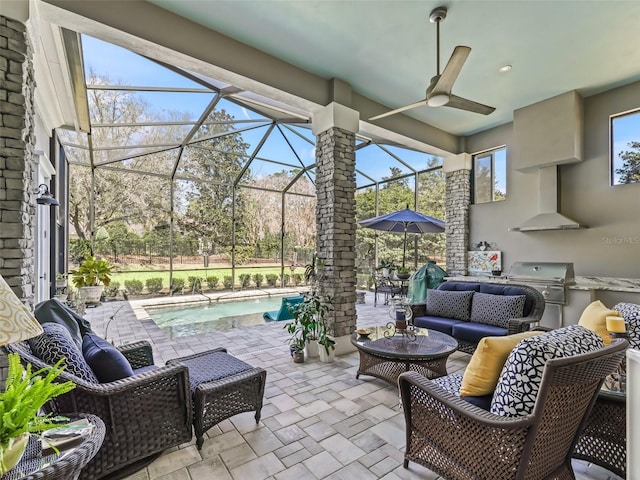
35;184;59;206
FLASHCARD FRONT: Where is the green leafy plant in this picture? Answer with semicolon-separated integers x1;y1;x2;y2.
239;274;251;288
284;293;334;354
170;277;185;293
70;256;112;288
377;259;396;271
103;281;120;298
396;266;410;274
265;274;278;286
223;276;233;289
146;277;163;293
124;279;143;295
187;276;202;292
206;276;219;289
252;273;263;288
0;354;75;471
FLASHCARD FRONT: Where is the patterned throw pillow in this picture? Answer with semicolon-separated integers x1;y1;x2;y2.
614;302;640;349
29;322;98;383
425;289;474;321
470;293;526;328
490;325;604;417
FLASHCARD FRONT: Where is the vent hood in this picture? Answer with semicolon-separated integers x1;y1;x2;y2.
510;166;586;232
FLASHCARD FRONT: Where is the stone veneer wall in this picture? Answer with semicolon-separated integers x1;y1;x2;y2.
1;15;36;385
315;127;357;337
445;168;470;275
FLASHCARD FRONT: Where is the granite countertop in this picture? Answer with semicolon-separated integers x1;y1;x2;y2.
444;275;640;293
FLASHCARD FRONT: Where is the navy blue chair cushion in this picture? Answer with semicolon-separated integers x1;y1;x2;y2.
29;322;99;383
438;282;481;292
432;373;493;411
413;316;465;336
82;333;134;383
452;322;508;344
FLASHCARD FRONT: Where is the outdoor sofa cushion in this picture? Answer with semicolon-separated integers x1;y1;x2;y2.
29;322;99;383
82;333;135;383
451;322;507;345
490;325;604;417
460;330;543;397
411;315;464;335
432;373;493;411
469;293;526;328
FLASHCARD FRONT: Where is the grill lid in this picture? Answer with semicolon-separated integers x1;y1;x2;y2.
507;262;575;284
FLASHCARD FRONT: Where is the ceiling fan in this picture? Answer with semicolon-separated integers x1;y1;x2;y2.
369;6;495;121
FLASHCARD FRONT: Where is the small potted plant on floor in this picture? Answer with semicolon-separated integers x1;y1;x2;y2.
289;336;305;363
0;355;75;474
70;255;112;305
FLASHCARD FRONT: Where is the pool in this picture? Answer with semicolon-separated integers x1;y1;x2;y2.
147;296;285;337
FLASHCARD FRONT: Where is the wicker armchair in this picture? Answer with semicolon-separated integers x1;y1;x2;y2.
4;341;193;480
398;339;628;480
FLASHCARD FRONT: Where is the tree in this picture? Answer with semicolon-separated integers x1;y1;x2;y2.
616;141;640;184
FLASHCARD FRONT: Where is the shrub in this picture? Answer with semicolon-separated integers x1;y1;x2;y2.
253;273;263;288
170;278;185;293
187;276;202;292
293;273;302;286
239;274;251;288
266;274;278;286
146;277;163;293
124;279;143;295
206;276;219;289
103;281;120;298
223;276;233;289
283;273;290;286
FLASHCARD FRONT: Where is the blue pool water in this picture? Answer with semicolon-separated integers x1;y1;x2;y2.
148;296;284;337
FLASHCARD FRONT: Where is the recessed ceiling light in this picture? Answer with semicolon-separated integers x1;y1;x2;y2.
499;65;512;73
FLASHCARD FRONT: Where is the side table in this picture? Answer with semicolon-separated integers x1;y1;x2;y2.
0;414;105;480
573;384;626;478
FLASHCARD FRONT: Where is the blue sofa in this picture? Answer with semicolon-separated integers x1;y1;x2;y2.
263;295;305;322
411;281;546;353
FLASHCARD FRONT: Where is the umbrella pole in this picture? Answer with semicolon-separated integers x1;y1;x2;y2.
402;227;407;268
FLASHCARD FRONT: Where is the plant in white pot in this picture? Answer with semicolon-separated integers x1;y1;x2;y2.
0;355;75;473
70;256;112;305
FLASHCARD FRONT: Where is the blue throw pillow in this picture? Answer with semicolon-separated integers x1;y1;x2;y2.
29;322;98;383
82;333;134;383
426;289;474;321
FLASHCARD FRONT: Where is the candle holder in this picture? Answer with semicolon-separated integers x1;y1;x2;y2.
384;321;418;341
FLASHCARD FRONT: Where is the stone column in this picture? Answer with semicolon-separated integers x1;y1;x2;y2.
443;153;471;275
312;103;359;354
0;15;36;385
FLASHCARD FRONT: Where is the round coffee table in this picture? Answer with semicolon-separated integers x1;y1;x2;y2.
351;327;458;386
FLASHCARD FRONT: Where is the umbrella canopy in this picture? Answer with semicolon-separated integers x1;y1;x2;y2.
358;207;445;267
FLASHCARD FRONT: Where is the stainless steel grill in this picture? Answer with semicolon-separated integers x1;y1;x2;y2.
507;262;575;305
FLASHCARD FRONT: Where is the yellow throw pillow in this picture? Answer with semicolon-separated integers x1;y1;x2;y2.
578;300;622;345
460;331;543;397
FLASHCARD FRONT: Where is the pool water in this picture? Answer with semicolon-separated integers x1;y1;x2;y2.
148;296;285;337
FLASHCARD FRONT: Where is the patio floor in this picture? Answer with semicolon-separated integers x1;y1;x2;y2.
81;291;623;480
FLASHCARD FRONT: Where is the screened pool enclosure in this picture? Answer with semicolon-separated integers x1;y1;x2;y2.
57;35;445;292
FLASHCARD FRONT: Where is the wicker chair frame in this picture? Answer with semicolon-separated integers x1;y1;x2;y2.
4;342;193;480
398;339;628;480
410;282;546;353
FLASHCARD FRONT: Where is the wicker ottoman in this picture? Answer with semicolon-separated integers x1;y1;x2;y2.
167;348;267;449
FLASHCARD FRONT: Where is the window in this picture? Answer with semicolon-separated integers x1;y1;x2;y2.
611;109;640;185
473;146;506;203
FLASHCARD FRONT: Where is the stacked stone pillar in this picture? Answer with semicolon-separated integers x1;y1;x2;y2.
312;103;358;341
1;15;36;384
444;154;471;275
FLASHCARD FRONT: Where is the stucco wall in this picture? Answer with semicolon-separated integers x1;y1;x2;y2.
464;80;640;281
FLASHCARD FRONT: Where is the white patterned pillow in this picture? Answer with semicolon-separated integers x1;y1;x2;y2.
426;289;474;321
470;293;526;328
29;322;98;383
614;302;640;349
490;325;603;417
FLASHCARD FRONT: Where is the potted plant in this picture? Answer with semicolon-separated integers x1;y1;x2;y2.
396;265;412;280
0;354;75;474
377;260;396;278
285;292;333;361
289;335;305;363
70;256;112;305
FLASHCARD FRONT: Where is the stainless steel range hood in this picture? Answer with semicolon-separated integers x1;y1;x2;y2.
510;166;586;232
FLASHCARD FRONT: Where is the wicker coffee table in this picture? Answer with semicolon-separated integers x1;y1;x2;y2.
351;327;458;386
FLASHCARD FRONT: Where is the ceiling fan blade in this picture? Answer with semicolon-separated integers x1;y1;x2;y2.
446;94;496;115
432;46;471;93
368;99;428;121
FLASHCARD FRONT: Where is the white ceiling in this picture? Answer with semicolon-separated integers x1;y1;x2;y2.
147;0;640;137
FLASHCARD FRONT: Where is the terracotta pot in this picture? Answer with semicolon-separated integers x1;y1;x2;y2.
1;433;29;474
292;351;304;363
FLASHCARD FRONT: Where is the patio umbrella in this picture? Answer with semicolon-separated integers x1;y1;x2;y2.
358;206;445;267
